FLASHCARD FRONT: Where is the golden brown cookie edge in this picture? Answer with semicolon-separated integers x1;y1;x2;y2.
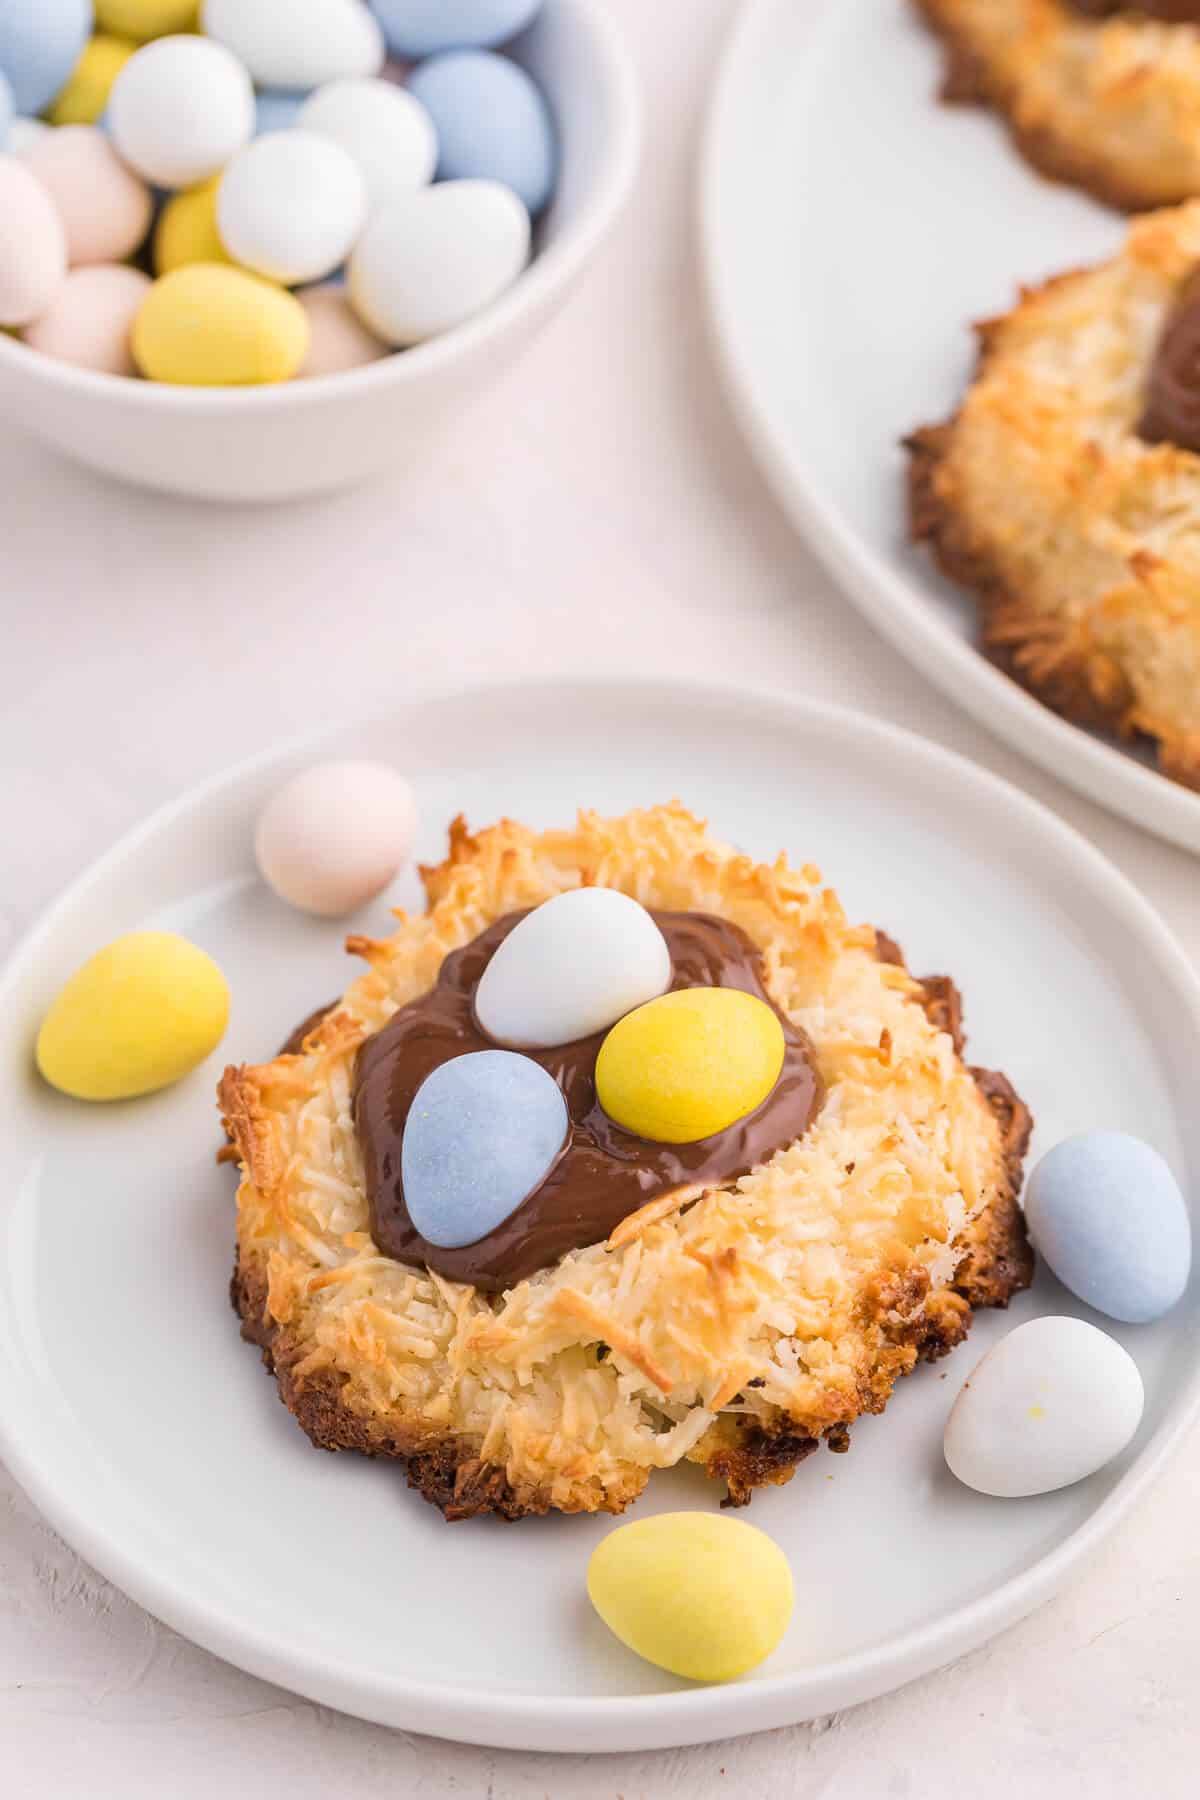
904;409;1200;789
912;0;1196;212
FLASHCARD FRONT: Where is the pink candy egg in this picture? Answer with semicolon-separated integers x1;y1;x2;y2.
255;760;418;917
0;156;67;327
23;126;152;267
298;284;388;377
24;265;152;375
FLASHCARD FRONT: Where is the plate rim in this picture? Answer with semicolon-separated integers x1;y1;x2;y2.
697;0;1200;859
3;671;1200;1753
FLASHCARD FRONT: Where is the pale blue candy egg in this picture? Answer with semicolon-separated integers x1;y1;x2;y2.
1026;1132;1192;1324
408;50;556;215
0;0;91;118
255;89;307;135
402;1049;568;1250
369;0;544;60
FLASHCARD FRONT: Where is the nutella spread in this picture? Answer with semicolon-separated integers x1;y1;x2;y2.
1141;266;1200;452
351;910;822;1290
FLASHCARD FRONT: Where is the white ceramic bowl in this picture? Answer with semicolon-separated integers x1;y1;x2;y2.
0;0;639;501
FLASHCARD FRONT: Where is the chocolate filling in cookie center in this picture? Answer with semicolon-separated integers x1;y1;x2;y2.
351;910;822;1291
1140;267;1200;453
1065;1;1200;20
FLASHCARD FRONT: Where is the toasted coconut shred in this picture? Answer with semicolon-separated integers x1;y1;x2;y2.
908;201;1200;791
221;805;1031;1521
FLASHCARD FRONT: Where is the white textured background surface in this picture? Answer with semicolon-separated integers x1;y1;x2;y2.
3;2;1199;1792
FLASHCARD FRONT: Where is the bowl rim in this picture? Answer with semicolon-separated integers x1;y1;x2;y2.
0;0;641;413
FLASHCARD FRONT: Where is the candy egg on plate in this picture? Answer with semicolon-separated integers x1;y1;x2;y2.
108;35;255;188
153;176;231;275
401;1049;568;1249
46;32;137;127
408;50;556;214
36;930;230;1102
203;0;385;90
297;283;388;377
587;1513;794;1683
298;77;436;212
943;1316;1145;1498
25;264;151;374
368;0;545;59
0;156;67;327
0;0;91;117
349;177;530;346
23;126;153;266
218;130;367;286
1025;1131;1191;1324
474;887;671;1048
95;0;200;39
254;759;417;916
132;264;311;385
596;986;786;1145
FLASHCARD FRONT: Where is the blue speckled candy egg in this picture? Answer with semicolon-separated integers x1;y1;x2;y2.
0;0;92;117
402;1049;568;1249
1025;1132;1192;1324
369;0;544;59
255;89;307;136
407;50;556;214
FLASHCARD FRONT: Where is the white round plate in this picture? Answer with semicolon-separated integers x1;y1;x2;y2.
1;678;1198;1753
701;0;1200;857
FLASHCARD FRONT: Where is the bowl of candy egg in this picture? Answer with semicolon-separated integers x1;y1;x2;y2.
0;0;638;500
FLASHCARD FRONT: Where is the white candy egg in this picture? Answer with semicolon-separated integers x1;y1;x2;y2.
298;78;436;212
109;36;254;188
474;888;672;1049
219;131;367;286
944;1316;1144;1499
255;760;417;918
0;156;67;327
348;177;529;347
203;0;385;91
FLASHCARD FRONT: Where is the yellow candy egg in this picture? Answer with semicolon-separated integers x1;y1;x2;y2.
132;264;310;385
587;1513;794;1683
36;931;230;1102
154;177;231;276
94;0;200;42
47;35;137;127
595;986;785;1144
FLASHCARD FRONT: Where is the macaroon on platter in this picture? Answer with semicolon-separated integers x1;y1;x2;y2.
1;679;1197;1750
0;0;559;383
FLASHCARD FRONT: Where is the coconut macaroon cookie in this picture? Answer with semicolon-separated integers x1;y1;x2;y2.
220;805;1032;1521
908;202;1200;790
915;0;1200;211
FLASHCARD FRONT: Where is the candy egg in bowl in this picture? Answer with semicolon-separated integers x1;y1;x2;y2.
0;0;638;500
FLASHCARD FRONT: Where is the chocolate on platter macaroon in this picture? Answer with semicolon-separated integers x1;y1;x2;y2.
907;201;1200;789
220;804;1032;1522
915;0;1200;211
